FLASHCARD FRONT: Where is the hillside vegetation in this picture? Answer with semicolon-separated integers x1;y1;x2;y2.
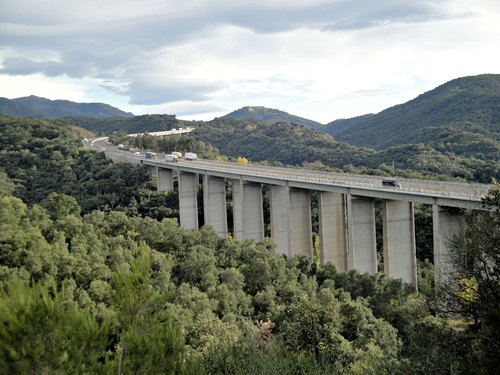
0;97;54;119
0;95;134;119
330;74;500;152
223;106;324;129
322;114;375;135
71;113;181;134
71;113;500;183
2;114;499;374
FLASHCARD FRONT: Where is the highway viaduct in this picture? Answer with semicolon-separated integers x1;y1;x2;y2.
104;149;491;288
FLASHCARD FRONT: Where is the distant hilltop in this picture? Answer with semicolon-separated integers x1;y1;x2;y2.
244;106;266;111
0;95;134;120
223;106;323;129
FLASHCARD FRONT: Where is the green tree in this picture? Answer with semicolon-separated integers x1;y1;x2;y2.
44;192;81;220
0;278;110;374
109;248;202;375
437;180;500;373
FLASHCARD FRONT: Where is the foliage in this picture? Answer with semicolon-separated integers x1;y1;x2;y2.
223;106;323;129
0;95;134;120
0;278;110;375
437;180;500;373
0;114;178;220
2;111;499;373
332;74;500;151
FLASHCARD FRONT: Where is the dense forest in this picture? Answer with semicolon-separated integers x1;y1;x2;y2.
1;114;500;374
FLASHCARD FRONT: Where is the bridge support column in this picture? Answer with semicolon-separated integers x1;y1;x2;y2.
178;172;198;230
433;205;461;285
203;175;228;236
347;195;377;274
233;180;264;241
318;192;348;271
270;185;292;257
156;167;174;192
290;188;313;257
382;200;417;285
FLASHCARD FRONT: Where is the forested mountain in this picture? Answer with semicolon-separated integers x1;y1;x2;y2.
0;95;134;119
329;74;500;151
223;106;324;129
322;114;375;136
72;113;500;183
0;97;52;119
2;113;499;374
69;113;181;134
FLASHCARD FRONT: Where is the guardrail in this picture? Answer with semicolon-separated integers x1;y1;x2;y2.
105;150;491;202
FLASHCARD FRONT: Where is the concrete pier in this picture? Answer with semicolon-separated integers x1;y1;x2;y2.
157;167;174;192
433;205;461;285
318;192;348;271
203;175;228;236
382;200;417;285
106;149;484;290
270;185;292;257
178;172;198;230
347;195;377;274
290;188;313;257
232;180;264;241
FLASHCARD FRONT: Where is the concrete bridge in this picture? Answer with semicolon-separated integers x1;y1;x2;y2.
104;150;491;287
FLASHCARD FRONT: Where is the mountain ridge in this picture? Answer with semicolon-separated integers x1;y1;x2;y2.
223;106;324;129
0;95;134;119
330;74;500;150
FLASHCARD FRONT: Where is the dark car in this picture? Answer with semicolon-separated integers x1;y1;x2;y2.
382;179;401;188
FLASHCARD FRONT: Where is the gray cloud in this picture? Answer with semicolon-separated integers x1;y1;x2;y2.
0;1;463;79
0;56;93;78
117;79;225;105
0;0;485;119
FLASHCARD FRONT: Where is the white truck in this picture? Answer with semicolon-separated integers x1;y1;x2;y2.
184;152;197;161
165;154;179;162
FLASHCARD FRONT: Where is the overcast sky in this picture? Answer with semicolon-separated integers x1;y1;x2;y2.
1;0;499;124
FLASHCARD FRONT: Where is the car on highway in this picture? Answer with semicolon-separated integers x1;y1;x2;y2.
382;179;401;188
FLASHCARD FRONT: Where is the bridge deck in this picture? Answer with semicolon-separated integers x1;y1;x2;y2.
104;149;491;209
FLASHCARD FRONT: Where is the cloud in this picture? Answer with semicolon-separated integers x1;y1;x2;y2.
138;100;229;118
116;78;224;105
0;0;499;123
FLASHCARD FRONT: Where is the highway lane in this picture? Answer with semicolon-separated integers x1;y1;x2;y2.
88;137;492;201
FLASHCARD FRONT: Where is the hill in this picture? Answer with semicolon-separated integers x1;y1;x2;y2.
328;74;500;152
0;97;54;119
223;106;323;129
73;112;500;183
69;113;181;134
322;114;375;136
1;95;135;119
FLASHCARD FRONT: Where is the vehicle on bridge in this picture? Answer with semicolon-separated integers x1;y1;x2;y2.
145;152;157;159
185;152;197;161
172;151;182;159
135;152;141;156
165;154;179;162
382;179;401;188
118;144;124;149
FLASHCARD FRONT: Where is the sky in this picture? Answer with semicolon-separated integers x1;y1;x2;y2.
1;0;500;124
